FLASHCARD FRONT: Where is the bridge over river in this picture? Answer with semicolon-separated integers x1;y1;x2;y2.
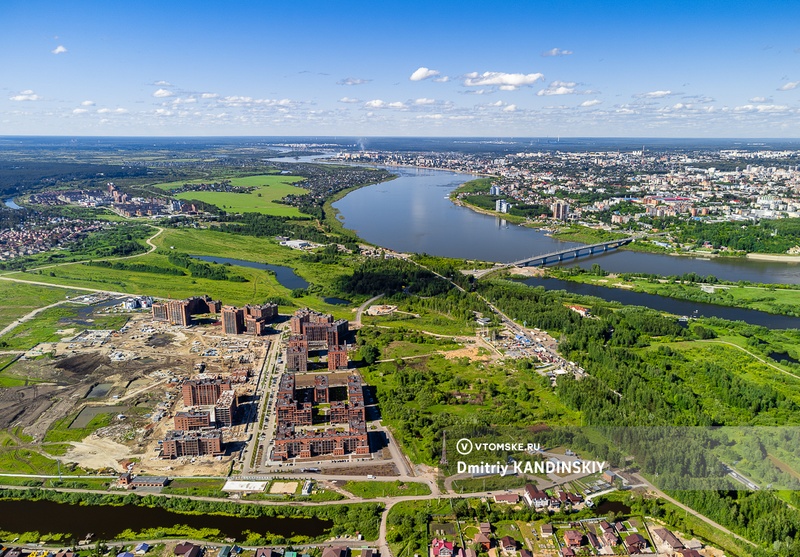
511;237;634;267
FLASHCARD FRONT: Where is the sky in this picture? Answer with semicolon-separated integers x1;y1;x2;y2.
1;0;800;137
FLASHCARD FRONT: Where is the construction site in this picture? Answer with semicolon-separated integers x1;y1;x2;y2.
0;295;272;477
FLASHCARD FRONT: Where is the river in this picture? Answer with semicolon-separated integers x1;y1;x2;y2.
332;166;800;285
191;255;309;290
0;498;330;539
4;198;22;210
523;276;800;329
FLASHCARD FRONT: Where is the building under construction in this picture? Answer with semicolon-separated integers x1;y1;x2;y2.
221;302;278;335
160;429;224;458
152;295;221;327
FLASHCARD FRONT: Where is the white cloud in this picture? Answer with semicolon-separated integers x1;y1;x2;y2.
433;76;450;83
639;90;673;98
97;108;128;114
542;47;573;57
338;97;360;104
364;99;405;109
538;86;575;96
410;67;440;81
154;80;172;87
734;104;789;113
51;45;67;55
417;113;443;119
464;71;544;88
200;92;219;99
490;100;505;107
580;99;602;107
81;100;95;106
499;85;518;91
9;90;40;101
338;77;371;86
503;104;517;112
72;108;88;114
778;81;799;91
153;88;174;98
414;98;436;105
749;96;771;103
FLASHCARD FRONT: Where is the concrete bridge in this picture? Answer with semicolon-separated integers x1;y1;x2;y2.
511;237;634;267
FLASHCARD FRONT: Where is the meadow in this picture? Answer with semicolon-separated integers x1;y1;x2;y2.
163;174;307;217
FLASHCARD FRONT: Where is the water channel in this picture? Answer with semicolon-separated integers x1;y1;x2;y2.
191;255;310;290
0;498;330;539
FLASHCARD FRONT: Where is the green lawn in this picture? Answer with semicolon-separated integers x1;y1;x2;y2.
342;480;431;498
0;304;129;351
162;478;229;498
9;227;362;316
0;281;80;331
170;175;307;217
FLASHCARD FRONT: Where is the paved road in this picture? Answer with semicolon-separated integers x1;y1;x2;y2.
632;472;756;548
355;294;384;327
0;298;70;338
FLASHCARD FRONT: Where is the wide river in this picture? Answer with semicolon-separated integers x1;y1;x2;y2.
333;166;800;285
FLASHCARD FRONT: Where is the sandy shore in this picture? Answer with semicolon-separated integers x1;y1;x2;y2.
746;253;800;262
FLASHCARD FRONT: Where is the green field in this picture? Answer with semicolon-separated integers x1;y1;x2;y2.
342;480;431;498
0;281;80;332
163;478;229;498
169;175;307;217
8;227;363;316
0;304;130;351
548;267;800;317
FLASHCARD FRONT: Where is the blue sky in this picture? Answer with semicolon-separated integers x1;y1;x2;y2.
2;0;799;137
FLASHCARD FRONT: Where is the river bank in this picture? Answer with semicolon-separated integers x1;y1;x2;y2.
541;267;800;318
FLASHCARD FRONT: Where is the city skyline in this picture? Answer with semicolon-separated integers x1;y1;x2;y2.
2;0;800;137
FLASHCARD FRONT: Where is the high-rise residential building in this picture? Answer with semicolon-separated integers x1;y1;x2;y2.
552;201;570;221
181;378;232;406
221;306;245;335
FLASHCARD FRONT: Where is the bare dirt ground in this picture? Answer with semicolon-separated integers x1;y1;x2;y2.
270;480;298;494
507;266;546;277
443;344;492;362
62;436;138;472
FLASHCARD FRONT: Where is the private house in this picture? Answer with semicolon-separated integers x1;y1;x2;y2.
540;523;554;537
174;544;202;557
563;530;583;548
473;533;491;550
500;536;517;554
653;528;684;551
254;550;280;557
479;523;492;535
623;534;648;553
430;539;454;557
493;493;520;504
322;546;349;557
523;484;549;508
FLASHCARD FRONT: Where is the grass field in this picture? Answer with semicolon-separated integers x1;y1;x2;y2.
0;281;80;332
342;480;431;498
0;304;130;351
162;478;229;498
165;175;307;217
8;227;363;317
44;412;114;444
548;268;800;316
